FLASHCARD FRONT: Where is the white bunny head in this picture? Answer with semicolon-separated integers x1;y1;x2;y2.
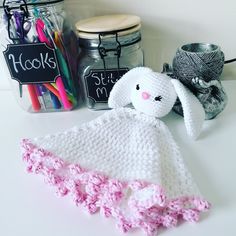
108;67;205;139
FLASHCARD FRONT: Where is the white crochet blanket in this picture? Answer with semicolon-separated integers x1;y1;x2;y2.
21;108;210;235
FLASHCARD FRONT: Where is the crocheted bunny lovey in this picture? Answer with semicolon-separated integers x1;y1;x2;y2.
21;67;210;236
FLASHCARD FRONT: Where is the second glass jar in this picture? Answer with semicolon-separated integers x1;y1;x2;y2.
76;14;144;110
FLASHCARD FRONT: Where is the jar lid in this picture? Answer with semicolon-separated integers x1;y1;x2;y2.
75;14;141;39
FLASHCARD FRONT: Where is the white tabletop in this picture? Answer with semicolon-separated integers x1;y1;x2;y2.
0;81;236;236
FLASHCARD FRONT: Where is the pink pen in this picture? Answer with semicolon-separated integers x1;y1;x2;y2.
36;19;72;110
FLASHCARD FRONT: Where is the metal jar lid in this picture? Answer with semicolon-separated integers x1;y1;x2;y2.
75;14;141;39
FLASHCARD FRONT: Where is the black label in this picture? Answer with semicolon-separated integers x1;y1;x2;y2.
84;68;129;103
3;43;61;84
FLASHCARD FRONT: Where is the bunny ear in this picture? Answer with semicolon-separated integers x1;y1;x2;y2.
108;67;153;108
171;79;205;140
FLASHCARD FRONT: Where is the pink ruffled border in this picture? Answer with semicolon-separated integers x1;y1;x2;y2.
21;139;210;236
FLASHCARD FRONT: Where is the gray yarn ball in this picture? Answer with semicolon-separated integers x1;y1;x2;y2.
173;43;224;89
171;43;227;120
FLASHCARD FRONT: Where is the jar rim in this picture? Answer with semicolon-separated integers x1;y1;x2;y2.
78;29;141;50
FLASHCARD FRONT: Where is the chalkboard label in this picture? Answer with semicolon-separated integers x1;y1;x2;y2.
3;43;61;84
84;68;129;103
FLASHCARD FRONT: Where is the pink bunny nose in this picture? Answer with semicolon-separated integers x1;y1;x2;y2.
142;92;150;100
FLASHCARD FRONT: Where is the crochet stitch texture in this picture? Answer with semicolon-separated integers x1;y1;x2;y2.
21;108;210;236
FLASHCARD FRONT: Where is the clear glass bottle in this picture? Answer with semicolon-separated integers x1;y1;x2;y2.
0;0;79;112
76;15;144;110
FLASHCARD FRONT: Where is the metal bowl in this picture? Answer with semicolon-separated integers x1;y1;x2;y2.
181;43;219;53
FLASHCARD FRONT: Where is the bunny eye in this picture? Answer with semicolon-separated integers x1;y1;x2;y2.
154;95;162;101
136;84;140;90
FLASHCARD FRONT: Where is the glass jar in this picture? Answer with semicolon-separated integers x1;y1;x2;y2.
0;0;79;112
76;15;144;110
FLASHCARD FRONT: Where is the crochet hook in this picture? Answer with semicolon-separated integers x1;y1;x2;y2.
54;31;76;95
44;83;76;105
36;19;72;110
14;11;41;111
45;21;75;97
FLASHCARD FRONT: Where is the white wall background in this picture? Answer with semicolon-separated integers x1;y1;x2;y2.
1;0;236;89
